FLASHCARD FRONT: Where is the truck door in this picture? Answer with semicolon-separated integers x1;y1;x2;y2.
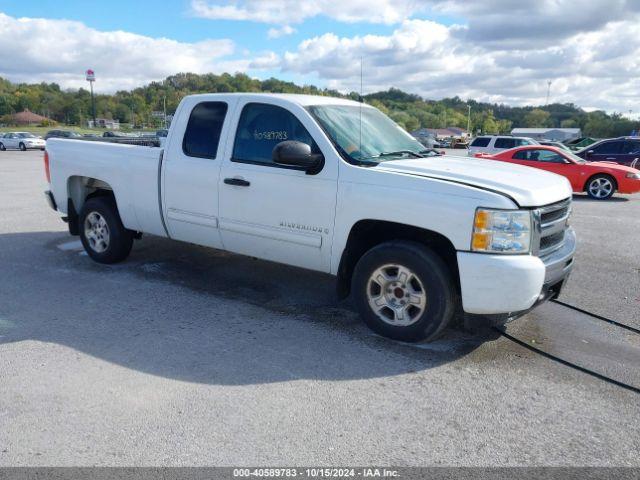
161;98;236;249
218;101;338;273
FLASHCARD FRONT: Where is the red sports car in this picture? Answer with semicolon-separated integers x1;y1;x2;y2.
476;145;640;200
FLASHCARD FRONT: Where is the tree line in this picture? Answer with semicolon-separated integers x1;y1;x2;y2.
0;73;637;138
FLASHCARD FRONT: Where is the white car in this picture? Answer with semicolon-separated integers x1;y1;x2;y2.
468;135;538;156
0;132;46;151
44;93;575;342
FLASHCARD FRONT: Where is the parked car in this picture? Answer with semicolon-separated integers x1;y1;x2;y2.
0;132;46;151
102;131;127;138
451;138;469;149
565;136;597;151
574;137;640;168
467;135;537;156
540;140;571;152
44;93;575;342
475;145;640;200
45;130;84;140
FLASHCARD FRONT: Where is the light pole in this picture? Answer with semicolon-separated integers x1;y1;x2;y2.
86;69;96;128
545;80;552;106
467;105;471;136
163;96;167;129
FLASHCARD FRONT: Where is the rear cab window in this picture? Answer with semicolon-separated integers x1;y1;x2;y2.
182;101;228;159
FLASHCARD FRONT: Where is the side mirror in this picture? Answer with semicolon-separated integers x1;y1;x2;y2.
586;150;594;158
273;141;323;174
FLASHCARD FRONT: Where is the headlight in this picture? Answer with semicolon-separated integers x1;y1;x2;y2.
626;172;640;179
472;208;532;254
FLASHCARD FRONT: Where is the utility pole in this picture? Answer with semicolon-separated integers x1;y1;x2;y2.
545;80;552;106
163;96;167;129
86;69;97;128
467;105;471;136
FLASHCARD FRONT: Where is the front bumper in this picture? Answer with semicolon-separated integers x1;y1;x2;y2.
457;227;576;317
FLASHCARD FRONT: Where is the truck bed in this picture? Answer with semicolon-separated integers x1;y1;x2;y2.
47;138;166;237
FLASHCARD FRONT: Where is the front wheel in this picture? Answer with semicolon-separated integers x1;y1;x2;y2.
0;143;5;151
79;196;134;264
352;241;456;342
586;175;616;200
19;143;26;151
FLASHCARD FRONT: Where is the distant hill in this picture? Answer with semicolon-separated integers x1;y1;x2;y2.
0;73;636;137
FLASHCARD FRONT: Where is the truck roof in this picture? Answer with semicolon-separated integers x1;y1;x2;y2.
183;92;364;108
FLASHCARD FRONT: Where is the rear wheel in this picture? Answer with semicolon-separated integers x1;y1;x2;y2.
19;143;26;151
352;241;455;342
79;196;133;264
586;175;615;200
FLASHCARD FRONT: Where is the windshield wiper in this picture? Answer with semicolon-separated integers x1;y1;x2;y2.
361;150;424;161
379;150;424;158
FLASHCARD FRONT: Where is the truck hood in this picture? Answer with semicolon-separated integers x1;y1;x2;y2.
375;155;572;207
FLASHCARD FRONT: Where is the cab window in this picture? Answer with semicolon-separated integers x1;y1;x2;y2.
513;149;565;163
232;103;319;167
622;141;640;154
494;138;515;149
182;101;228;159
593;141;621;154
470;137;490;147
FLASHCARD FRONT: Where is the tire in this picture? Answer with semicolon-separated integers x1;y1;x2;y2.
79;196;134;264
19;143;26;151
0;143;5;151
586;174;616;200
352;241;456;342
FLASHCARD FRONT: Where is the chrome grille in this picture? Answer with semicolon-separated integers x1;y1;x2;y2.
534;198;571;257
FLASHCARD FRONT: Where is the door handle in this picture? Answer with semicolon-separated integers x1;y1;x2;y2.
605;157;616;160
224;177;251;187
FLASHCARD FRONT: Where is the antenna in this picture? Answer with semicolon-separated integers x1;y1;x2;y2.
359;56;363;154
545;80;552;106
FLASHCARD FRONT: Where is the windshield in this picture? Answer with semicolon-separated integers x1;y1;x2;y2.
18;133;36;138
563;150;587;164
307;104;426;163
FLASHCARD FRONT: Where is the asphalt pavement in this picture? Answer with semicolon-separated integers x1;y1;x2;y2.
0;149;638;466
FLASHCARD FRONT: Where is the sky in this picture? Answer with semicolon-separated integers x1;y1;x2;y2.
0;0;639;114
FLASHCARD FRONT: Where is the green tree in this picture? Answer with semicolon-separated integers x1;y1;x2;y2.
523;109;551;127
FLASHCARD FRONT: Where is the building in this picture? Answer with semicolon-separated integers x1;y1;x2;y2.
87;118;120;130
510;128;581;142
11;109;49;126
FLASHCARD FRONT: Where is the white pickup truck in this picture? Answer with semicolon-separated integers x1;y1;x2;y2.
44;93;576;342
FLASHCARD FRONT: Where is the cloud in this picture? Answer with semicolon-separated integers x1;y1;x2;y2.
267;25;296;39
191;0;421;24
0;13;249;91
278;15;640;112
2;1;640;113
446;0;640;49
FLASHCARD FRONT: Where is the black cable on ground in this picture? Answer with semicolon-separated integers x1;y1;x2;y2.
494;327;640;395
551;299;640;335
